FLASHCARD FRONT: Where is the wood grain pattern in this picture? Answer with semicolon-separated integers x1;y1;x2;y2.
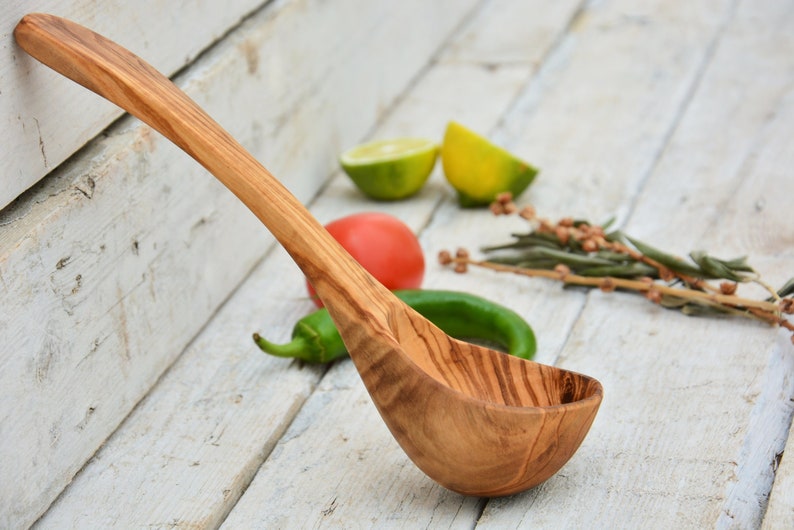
15;13;602;498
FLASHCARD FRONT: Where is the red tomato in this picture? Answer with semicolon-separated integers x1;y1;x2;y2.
307;212;425;306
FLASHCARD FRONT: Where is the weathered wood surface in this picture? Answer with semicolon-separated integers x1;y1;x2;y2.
17;10;601;499
0;0;268;210
0;1;478;528
7;0;794;528
764;420;794;529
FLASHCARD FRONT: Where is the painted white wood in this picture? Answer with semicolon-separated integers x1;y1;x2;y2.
443;0;583;65
615;6;794;526
8;0;794;527
220;361;485;529
32;244;328;529
1;0;267;210
1;1;477;528
477;0;794;528
497;0;735;224
763;420;794;529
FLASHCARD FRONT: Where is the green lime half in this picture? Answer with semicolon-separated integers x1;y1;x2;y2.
340;137;438;201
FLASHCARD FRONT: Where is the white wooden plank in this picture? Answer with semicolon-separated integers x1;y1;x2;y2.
19;2;483;528
17;0;793;527
221;362;486;529
443;0;583;65
496;0;733;223
623;1;794;263
1;1;476;527
1;0;267;210
619;6;794;526
32;245;328;529
221;1;589;526
477;0;794;527
763;421;794;529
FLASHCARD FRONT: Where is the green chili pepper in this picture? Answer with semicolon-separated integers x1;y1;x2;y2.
253;289;536;363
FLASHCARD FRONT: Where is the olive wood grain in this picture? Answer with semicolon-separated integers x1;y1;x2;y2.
14;13;603;496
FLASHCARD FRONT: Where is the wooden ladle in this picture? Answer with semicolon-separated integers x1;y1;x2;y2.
15;13;603;497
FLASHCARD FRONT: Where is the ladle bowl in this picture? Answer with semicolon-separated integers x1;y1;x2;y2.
14;13;603;497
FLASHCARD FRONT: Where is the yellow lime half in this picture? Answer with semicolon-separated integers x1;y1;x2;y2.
441;121;538;207
340;138;438;201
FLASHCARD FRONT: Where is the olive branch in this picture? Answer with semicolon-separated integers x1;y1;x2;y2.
439;194;794;343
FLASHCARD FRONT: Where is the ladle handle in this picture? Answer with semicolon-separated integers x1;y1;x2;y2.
14;13;390;316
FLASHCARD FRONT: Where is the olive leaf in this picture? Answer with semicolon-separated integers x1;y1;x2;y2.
679;301;746;318
773;277;794;299
623;235;705;277
577;262;658;278
483;233;561;251
689;251;754;282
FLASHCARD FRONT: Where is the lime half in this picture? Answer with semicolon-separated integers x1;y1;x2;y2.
340;138;438;201
441;121;538;207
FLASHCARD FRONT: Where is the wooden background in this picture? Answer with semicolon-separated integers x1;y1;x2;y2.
1;0;792;528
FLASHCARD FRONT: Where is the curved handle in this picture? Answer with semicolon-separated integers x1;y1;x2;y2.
14;13;392;321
